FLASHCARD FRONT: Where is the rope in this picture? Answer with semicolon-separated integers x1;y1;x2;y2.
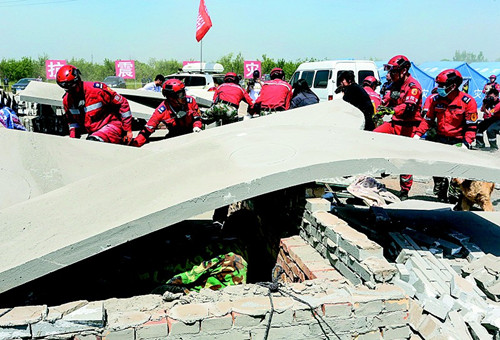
256;265;340;340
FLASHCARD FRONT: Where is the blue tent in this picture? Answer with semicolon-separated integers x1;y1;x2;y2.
469;62;500;79
418;62;488;106
375;61;436;103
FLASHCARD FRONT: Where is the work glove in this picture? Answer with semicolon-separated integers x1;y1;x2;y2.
123;130;133;145
193;127;202;133
376;106;395;116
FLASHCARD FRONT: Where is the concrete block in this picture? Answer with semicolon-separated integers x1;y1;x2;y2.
407;299;424;331
473;269;497;289
333;257;362;286
450;274;476;301
481;308;500;333
389;232;415;251
47;300;88;322
448;230;470;243
417;314;442;339
0;304;46;326
167;318;199;336
336;225;384;262
422;294;454;321
200;314;233;331
102;328;135;340
268;309;294;327
462;242;486;263
448;311;473;340
293;307;322;323
383;325;411;340
396;263;410;282
63;301;104;327
357;329;383;340
412;267;440;299
384;298;409;313
252;325;311;340
325;227;339;246
32;319;96;337
363;257;397;283
313;316;372;334
232;312;265;327
347;256;374;283
305;198;330;213
371;311;408;329
435;238;462;256
135;317;168;340
0;325;31;340
107;310;151;331
322;303;352;318
353;300;383;316
392;278;416;298
466;320;493;340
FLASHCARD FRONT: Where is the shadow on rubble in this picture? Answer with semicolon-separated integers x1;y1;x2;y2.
0;187;304;308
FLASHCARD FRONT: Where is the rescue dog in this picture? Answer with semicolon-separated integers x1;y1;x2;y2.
452;178;495;211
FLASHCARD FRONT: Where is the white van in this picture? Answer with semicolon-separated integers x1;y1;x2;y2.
290;60;380;101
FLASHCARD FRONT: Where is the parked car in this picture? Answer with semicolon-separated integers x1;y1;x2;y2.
290;60;380;101
11;78;36;94
103;76;126;88
165;72;224;90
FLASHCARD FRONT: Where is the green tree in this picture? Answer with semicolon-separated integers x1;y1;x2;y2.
453;50;487;63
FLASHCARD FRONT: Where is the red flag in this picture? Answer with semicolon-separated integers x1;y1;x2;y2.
196;0;212;42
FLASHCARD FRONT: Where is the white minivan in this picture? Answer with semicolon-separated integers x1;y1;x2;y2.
290;60;380;101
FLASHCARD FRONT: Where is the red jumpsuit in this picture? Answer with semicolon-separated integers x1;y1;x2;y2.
363;86;382;110
213;83;254;109
482;82;500;94
375;75;423;194
133;96;202;147
415;91;478;145
255;79;293;111
63;81;132;144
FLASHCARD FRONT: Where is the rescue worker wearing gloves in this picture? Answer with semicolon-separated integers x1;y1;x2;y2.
476;88;500;150
132;79;202;147
202;72;254;126
413;69;478;202
251;67;292;117
56;65;133;144
362;76;382;111
483;75;500;94
374;55;423;200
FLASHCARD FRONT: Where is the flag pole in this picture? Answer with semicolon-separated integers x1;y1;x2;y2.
200;40;203;73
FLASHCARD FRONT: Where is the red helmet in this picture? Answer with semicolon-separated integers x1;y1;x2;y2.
435;69;463;87
384;55;411;72
490;75;497;81
56;65;81;90
270;67;285;80
224;72;238;84
162;79;185;98
362;76;381;87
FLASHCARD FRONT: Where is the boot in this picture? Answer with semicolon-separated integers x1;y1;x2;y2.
475;135;485;148
489;139;498;150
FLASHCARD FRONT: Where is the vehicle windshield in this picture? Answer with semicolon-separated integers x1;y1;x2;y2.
104;77;120;82
17;79;33;84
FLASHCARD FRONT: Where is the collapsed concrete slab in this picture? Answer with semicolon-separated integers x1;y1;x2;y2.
1;99;500;294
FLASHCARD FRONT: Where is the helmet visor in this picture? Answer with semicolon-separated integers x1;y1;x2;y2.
58;81;78;90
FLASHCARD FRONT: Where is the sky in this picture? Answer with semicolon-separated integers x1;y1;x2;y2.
1;0;500;65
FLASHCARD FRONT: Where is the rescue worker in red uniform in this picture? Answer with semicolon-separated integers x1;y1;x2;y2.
202;72;254;125
476;87;500;149
56;65;133;144
252;68;292;116
362;76;382;110
374;55;423;200
413;69;478;202
483;75;500;94
132;79;202;147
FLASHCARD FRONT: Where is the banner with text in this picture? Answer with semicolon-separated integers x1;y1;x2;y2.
45;60;67;80
243;61;262;79
115;60;135;79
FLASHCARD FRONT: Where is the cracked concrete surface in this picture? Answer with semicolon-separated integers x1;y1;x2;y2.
1;99;500;294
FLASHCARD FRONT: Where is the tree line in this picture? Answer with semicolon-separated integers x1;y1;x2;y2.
0;50;495;84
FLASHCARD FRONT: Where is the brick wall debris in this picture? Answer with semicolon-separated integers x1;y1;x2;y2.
300;198;397;286
0;282;409;340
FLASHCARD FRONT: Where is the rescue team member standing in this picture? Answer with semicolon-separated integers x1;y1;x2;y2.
203;72;254;125
56;65;133;144
413;69;478;202
362;76;382;111
483;75;500;94
132;79;202;147
374;55;423;200
252;68;292;116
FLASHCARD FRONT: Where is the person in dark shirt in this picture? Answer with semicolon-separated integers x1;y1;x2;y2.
336;71;375;131
290;79;319;109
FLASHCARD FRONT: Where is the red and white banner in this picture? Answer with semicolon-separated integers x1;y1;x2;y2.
115;60;135;79
195;0;212;42
183;61;200;66
45;60;67;80
243;61;262;79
